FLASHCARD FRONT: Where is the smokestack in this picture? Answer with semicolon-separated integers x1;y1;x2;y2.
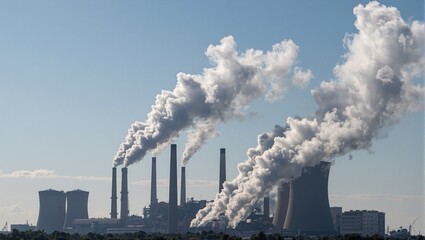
180;166;186;206
111;167;118;219
273;182;289;228
263;196;270;220
150;157;157;204
120;167;129;224
168;144;178;233
283;162;335;235
36;189;66;233
64;189;89;229
219;148;226;193
150;157;158;219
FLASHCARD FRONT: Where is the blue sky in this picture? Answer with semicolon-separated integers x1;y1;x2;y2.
0;0;423;233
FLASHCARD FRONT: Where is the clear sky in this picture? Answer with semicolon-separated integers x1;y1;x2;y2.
0;0;423;234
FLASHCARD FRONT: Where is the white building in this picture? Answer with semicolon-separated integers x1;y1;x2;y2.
340;210;385;236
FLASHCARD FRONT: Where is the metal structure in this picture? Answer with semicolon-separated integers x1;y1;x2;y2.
111;167;118;219
63;189;89;229
120;167;129;224
36;189;66;233
283;161;335;235
219;148;226;193
180;166;186;206
168;144;178;233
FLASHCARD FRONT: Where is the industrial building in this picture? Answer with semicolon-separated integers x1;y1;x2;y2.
340;210;385;236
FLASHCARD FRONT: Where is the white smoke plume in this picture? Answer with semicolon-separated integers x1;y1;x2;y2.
191;1;424;228
113;36;312;167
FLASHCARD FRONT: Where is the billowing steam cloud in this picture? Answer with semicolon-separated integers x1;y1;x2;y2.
113;36;313;167
191;1;424;228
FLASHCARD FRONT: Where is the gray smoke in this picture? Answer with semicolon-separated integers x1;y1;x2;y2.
191;1;424;228
113;36;312;167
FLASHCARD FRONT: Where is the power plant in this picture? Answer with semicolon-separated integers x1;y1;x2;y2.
34;146;346;236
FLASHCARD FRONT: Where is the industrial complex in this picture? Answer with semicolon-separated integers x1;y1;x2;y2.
9;144;397;237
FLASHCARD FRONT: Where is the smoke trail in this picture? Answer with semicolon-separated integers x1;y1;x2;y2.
113;36;313;167
191;1;424;228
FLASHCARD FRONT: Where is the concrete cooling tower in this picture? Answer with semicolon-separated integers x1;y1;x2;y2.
283;161;335;235
36;189;66;233
63;189;89;229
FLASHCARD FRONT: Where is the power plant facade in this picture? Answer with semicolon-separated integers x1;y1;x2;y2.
36;189;66;233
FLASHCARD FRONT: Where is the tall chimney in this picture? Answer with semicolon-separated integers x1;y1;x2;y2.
120;167;129;224
219;148;226;193
283;161;335;235
168;144;178;233
180;166;186;206
111;167;118;219
150;157;157;205
272;182;289;228
263;196;270;220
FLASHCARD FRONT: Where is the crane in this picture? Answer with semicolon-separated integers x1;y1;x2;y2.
408;217;419;235
1;222;7;231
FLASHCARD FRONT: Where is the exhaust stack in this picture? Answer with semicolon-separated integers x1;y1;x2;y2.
111;167;118;219
150;157;157;204
180;166;186;206
120;167;129;224
219;148;226;193
168;144;178;233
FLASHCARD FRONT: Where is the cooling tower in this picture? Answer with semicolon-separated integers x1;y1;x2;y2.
283;161;335;235
180;166;186;206
36;189;66;233
219;148;226;193
63;189;89;229
111;167;118;219
263;196;270;219
168;144;178;233
120;167;129;224
272;182;289;228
